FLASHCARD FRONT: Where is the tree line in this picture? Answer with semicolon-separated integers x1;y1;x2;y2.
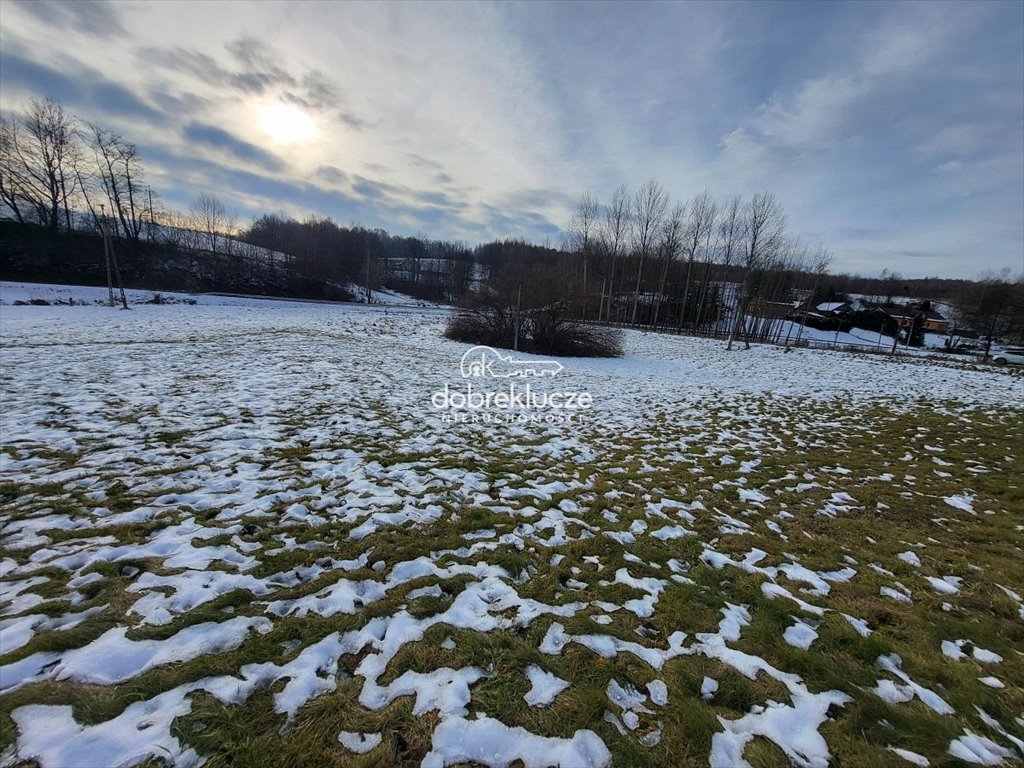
1;95;1020;346
0;96;475;302
467;182;836;351
541;182;1021;351
1;98;155;246
451;182;1022;354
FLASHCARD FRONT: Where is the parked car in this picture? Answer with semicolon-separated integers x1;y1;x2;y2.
991;346;1024;365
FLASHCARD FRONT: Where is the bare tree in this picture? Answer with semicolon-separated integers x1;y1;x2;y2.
727;192;786;350
85;123;150;251
956;270;1024;358
629;179;668;326
652;202;686;328
189;193;235;256
566;191;600;318
0;114;29;223
4;98;79;232
599;185;630;322
790;244;832;349
676;190;716;331
716;195;743;270
710;195;744;333
692;200;725;331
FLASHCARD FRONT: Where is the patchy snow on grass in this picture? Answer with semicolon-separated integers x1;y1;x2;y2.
1;293;1020;767
943;494;975;513
52;617;271;685
422;715;611;768
523;664;570;707
941;639;1003;664
338;731;382;753
783;619;819;650
872;654;954;715
887;746;930;766
700;676;719;702
896;551;921;567
947;731;1016;765
841;613;872;638
924;575;962;595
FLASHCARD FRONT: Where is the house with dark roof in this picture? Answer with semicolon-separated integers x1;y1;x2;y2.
874;303;949;333
816;301;854;314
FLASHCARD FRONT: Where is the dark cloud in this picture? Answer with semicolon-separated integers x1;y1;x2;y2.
898;249;953;259
501;188;577;210
224;36;297;93
11;0;125;37
151;90;212;115
314;165;350;185
352;175;405;200
348;174;470;216
145;40;300;98
281;71;339;110
335;110;369;131
142;47;234;88
141;139;547;243
0;50;160;121
143;38;365;128
837;224;893;239
139;142;365;218
480;203;561;238
414;190;469;211
405;152;444;171
182;122;285;173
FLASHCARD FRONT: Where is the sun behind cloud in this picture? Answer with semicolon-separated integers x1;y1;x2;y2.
260;102;317;144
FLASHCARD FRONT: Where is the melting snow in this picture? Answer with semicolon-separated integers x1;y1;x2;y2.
887;746;930;766
422;715;611;768
2;291;1020;767
943;494;975;513
896;551;921;567
947;731;1015;765
783;620;818;650
523;664;569;707
338;731;382;753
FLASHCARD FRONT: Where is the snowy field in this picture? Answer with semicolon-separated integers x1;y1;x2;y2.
0;280;444;309
0;295;1022;767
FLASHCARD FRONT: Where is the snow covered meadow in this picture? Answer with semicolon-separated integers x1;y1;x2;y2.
0;287;1022;767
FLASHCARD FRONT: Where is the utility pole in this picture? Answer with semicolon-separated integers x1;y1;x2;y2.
99;204;129;310
100;204;114;307
513;282;522;352
364;241;372;304
581;248;588;321
111;238;129;310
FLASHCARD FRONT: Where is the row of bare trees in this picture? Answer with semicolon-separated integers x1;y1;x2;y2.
0;98;157;250
562;181;834;348
560;183;1024;353
0;97;252;268
0;96;477;303
239;214;476;303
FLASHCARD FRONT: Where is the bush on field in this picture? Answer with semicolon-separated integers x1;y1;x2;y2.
444;265;622;357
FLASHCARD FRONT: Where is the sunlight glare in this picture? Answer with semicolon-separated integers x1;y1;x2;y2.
260;103;317;144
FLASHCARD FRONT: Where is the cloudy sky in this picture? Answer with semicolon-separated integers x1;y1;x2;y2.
1;0;1021;277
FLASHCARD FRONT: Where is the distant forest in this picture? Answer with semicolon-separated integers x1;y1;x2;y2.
2;96;1021;345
